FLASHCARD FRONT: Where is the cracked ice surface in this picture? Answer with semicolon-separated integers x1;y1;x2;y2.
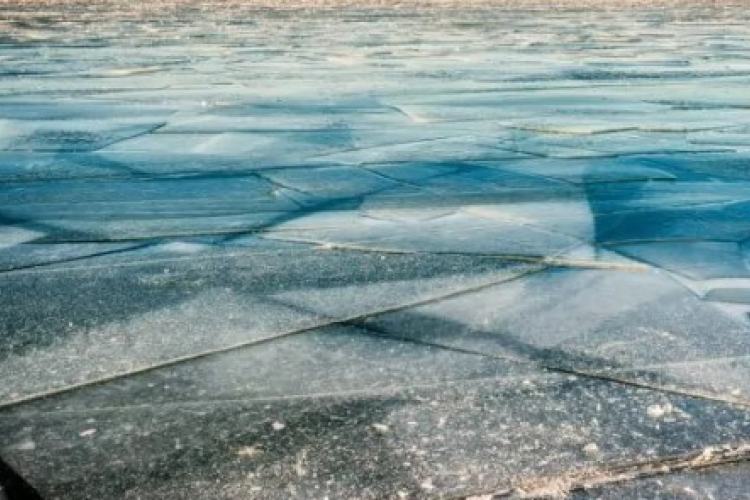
2;1;750;499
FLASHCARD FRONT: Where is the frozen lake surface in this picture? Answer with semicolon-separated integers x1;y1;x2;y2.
2;0;750;498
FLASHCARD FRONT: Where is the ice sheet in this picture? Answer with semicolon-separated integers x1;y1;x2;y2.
3;1;750;498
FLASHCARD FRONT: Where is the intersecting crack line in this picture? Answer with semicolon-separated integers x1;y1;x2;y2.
12;122;171;155
457;205;597;244
0;242;152;274
0;173;141;185
0;246;341;276
494;144;732;160
0;86;172;99
623;354;750;371
357;160;573;196
593;197;750;215
254;163;424;200
603;236;747;246
355;164;437;191
0;221;358;246
604;243;750;306
153;128;352;135
12;322;750;418
262;225;577;255
461;442;750;500
0;197;298;208
351;321;750;410
0;241;635;278
0;160;393;186
311;134;455;158
257;285;750;412
0;263;546;412
262;238;651;272
503;124;639;136
0;371;552;419
4;160;471;247
462;159;677;189
0;184;599;246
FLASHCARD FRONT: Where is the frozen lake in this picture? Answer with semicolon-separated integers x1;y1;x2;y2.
2;0;750;498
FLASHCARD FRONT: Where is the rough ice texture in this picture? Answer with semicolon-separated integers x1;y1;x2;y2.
2;1;750;499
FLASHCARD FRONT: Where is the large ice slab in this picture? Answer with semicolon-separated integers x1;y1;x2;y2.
3;353;750;500
367;267;750;398
0;249;533;404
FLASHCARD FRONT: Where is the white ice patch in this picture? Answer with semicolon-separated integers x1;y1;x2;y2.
0;226;43;250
